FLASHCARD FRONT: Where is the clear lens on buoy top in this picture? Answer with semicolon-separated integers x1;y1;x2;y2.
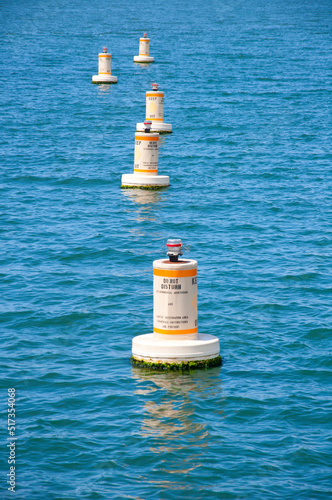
103;47;107;53
166;238;182;256
152;82;159;91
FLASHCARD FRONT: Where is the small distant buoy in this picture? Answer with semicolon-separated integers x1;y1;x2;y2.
131;239;221;369
133;33;154;63
121;121;169;189
137;83;172;134
92;47;117;84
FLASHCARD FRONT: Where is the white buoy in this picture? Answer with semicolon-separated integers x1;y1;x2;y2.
137;83;172;134
134;33;154;63
121;121;169;189
132;239;221;369
92;47;117;84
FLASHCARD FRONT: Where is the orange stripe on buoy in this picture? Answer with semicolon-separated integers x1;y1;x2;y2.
154;327;198;335
135;136;159;141
99;72;111;75
146;93;164;97
153;268;197;278
147;118;164;121
99;55;111;57
134;169;158;173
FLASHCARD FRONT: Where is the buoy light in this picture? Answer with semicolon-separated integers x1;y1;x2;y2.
144;120;152;133
166;238;183;262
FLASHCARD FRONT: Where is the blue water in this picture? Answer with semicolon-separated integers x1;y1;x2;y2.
1;0;331;498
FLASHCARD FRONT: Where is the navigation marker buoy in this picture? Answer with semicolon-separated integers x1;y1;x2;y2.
131;239;221;369
137;83;172;134
134;33;154;63
121;120;169;189
92;47;117;84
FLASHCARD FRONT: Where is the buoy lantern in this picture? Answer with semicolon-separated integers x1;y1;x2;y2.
131;239;221;369
121;120;169;189
134;33;154;63
137;83;172;134
92;47;117;84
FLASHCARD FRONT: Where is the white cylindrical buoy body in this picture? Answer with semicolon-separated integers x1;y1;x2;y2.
98;52;111;75
153;259;198;340
134;132;159;176
92;48;117;84
134;33;154;63
146;90;164;122
139;37;150;56
121;123;169;188
131;239;221;367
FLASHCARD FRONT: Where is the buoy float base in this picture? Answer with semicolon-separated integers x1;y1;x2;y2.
92;75;118;84
131;355;222;371
136;122;172;134
132;333;221;368
121;173;169;189
134;55;154;63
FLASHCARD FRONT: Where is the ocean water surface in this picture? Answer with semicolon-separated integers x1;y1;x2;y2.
0;0;331;498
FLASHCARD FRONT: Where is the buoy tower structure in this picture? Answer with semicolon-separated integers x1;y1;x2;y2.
121;120;169;189
92;47;117;84
137;83;172;134
132;239;221;369
134;33;154;63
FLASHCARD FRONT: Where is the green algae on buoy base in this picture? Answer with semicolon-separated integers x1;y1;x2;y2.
92;80;117;84
131;355;222;371
120;184;169;190
136;126;172;135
